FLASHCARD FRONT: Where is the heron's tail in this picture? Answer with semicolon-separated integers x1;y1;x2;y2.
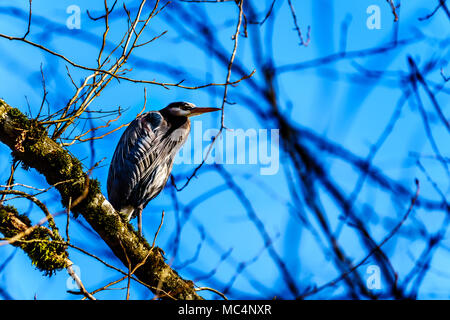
119;206;135;221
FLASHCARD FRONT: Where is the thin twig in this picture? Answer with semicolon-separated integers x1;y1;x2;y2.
195;286;228;300
173;0;246;192
387;0;399;22
86;0;118;21
152;211;165;249
287;0;311;46
22;0;32;39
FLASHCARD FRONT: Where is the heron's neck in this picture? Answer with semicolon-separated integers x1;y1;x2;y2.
159;109;189;131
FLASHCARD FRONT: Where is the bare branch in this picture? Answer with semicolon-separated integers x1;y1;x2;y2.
287;0;311;46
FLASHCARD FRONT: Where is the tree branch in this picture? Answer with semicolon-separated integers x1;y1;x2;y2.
0;98;202;300
0;204;68;276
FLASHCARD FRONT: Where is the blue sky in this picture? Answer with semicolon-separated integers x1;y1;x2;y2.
0;0;449;299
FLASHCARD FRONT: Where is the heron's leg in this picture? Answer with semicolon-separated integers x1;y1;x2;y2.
137;207;143;235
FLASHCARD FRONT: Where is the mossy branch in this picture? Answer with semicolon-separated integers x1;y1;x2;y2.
0;204;68;275
0;99;202;300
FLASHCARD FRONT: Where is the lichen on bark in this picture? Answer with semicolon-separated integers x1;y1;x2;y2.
0;205;68;275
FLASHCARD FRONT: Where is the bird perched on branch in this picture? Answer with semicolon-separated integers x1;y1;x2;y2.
107;102;220;234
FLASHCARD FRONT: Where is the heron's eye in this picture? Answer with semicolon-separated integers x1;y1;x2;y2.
182;105;193;110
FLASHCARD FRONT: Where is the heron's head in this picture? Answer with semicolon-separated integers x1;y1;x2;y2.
163;102;220;117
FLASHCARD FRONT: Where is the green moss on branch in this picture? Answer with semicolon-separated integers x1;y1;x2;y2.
0;205;68;275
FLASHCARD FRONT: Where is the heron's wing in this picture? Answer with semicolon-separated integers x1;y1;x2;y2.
107;111;164;210
131;121;189;207
133;130;184;203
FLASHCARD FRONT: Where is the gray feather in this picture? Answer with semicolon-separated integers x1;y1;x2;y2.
107;110;189;218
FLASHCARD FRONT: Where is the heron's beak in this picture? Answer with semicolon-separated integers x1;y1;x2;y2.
187;107;221;117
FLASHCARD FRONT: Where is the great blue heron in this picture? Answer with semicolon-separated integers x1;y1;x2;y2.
107;102;220;234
